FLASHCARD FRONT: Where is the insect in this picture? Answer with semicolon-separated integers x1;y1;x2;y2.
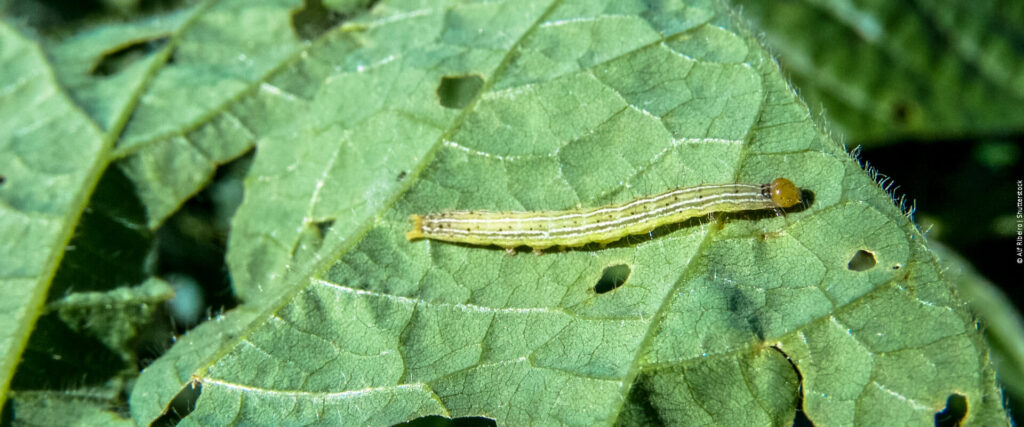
406;177;802;251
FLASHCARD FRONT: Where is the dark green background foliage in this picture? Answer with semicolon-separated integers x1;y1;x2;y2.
1;0;1021;425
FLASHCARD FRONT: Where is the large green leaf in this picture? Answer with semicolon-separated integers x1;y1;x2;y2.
0;20;110;406
729;0;1024;143
106;0;1006;425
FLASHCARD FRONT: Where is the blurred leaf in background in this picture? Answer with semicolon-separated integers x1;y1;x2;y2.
729;0;1024;143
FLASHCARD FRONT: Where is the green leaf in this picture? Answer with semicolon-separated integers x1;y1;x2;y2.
933;242;1024;409
728;0;1024;143
47;277;174;360
2;0;1013;424
0;20;109;406
4;136;159;397
7;389;134;427
44;0;314;229
108;0;313;228
110;0;1006;425
9;276;171;395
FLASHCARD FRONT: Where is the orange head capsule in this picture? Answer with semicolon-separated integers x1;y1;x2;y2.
405;214;425;240
769;178;801;208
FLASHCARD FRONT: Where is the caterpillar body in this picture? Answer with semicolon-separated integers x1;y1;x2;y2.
406;178;801;250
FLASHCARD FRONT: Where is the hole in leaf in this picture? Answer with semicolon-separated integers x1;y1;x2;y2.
768;345;811;426
314;219;335;238
792;406;814;427
595;264;631;294
437;75;483;109
291;0;344;40
935;393;967;427
892;263;902;270
152;380;201;427
93;37;168;77
847;249;877;271
395;415;497;427
396;170;407;181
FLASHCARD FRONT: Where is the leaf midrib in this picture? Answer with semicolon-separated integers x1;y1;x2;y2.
0;0;208;404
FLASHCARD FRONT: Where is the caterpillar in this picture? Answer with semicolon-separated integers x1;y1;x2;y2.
406;177;802;251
